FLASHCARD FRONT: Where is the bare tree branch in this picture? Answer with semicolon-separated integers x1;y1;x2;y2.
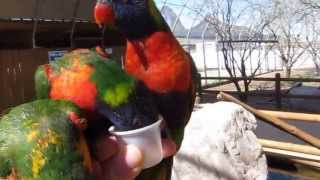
267;0;309;77
204;0;277;100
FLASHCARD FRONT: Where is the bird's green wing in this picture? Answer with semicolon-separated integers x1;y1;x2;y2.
34;65;50;99
0;100;92;179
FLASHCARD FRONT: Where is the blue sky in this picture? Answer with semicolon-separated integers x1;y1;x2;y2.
154;0;256;29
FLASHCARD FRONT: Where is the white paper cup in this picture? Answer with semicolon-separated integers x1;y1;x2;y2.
108;119;163;169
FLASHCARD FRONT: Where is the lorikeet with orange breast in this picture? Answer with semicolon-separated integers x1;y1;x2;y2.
35;49;159;132
0;100;92;179
94;0;197;179
0;49;160;179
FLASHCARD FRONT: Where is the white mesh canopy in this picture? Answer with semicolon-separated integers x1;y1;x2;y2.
0;0;284;80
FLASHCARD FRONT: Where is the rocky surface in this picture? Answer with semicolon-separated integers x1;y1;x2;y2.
171;102;267;180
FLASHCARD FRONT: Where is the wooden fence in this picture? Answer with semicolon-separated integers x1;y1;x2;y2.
0;48;49;112
199;73;320;109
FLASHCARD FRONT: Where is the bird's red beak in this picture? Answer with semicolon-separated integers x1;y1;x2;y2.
94;1;115;28
68;112;88;130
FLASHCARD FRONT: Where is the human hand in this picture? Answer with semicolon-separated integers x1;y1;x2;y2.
92;135;177;180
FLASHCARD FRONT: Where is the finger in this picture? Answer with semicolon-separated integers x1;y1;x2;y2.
112;144;144;178
94;135;119;162
101;144;144;180
162;138;177;158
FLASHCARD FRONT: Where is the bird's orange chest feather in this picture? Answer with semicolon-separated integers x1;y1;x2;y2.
46;60;97;110
125;31;191;93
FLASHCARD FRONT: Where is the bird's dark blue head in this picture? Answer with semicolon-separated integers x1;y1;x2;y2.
96;81;160;131
95;0;159;39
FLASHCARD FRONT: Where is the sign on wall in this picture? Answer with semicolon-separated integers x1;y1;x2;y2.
48;50;67;62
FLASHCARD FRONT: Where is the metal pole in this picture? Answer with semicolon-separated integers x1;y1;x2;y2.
197;73;202;96
100;24;107;48
275;73;282;109
172;0;190;32
32;0;40;48
266;46;269;72
160;0;168;12
274;49;277;71
202;22;209;85
216;32;221;79
250;50;253;74
259;42;262;74
186;1;206;44
70;0;81;48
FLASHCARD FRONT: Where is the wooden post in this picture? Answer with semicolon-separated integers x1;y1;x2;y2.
262;147;320;163
275;73;281;109
197;73;202;96
259;139;320;156
217;92;320;149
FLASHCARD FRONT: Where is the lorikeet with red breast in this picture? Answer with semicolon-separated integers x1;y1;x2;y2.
0;100;92;179
94;0;197;179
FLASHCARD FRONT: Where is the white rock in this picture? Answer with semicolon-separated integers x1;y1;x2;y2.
171;102;267;180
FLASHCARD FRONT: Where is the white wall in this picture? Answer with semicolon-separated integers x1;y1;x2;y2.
179;39;315;78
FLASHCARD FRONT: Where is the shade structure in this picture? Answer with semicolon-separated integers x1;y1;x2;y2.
0;0;95;21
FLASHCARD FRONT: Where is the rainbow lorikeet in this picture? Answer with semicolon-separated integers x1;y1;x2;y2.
35;49;159;132
94;0;197;179
0;100;92;179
